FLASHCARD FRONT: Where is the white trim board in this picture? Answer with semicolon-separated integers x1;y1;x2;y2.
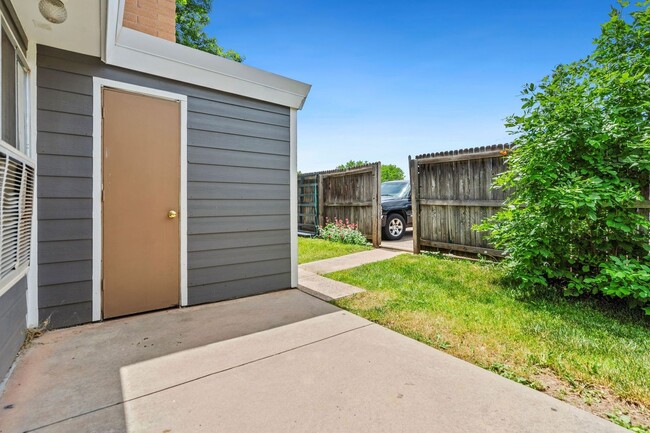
104;0;310;110
289;109;298;288
26;41;38;327
92;77;188;322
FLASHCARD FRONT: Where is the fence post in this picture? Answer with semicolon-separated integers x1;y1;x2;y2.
317;173;324;230
313;176;319;235
371;162;381;248
410;156;421;254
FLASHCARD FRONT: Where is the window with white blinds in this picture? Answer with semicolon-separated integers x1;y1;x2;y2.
0;150;34;280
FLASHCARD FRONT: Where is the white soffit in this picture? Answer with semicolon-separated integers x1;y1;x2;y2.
11;0;101;57
106;0;310;109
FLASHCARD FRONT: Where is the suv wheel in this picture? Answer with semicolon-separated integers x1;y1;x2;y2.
384;214;405;240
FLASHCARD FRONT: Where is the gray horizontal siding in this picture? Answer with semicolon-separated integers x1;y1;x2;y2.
38;176;92;198
39;240;92;264
188;147;289;170
39;198;93;220
36;132;92;157
38;219;92;242
189;164;289;185
38;155;93;178
188;97;289;127
189;130;289;156
189;230;289;252
189;200;289;217
189;244;290;269
0;277;27;379
39;302;92;329
189;183;288;200
37;46;291;327
189;258;290;287
188;112;289;141
38;281;92;309
189;273;291;305
38;87;93;115
38;110;93;136
189;215;290;235
37;68;93;95
39;261;93;286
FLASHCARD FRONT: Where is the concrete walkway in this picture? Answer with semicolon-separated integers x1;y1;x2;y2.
298;249;403;301
300;248;403;275
0;289;624;433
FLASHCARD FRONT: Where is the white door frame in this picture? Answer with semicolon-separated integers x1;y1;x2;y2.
92;77;188;321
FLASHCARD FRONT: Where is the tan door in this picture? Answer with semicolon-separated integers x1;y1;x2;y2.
102;88;181;319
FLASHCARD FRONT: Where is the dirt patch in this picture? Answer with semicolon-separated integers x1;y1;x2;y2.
533;370;650;430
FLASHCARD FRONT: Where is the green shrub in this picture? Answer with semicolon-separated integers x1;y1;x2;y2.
319;218;370;246
479;2;650;313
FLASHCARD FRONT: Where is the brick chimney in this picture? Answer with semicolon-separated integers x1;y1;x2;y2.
123;0;176;42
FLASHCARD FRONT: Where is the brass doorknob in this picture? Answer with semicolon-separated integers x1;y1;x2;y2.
168;210;178;219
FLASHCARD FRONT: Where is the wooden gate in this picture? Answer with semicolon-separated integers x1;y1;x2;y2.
298;163;381;247
410;144;512;256
298;173;319;236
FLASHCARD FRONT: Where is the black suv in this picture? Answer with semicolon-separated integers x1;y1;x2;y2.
381;180;412;240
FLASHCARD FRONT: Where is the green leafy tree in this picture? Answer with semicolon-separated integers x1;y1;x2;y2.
479;1;650;312
336;160;370;170
336;160;405;182
381;164;405;182
176;0;244;62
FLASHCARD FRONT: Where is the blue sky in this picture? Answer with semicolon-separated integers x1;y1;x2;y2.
207;1;619;174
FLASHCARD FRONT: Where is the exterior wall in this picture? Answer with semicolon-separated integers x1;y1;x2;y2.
0;277;26;379
37;46;291;328
0;0;30;379
123;0;176;42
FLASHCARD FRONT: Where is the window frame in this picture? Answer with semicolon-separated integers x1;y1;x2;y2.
0;13;34;299
0;14;32;163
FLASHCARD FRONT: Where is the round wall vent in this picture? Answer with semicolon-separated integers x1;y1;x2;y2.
38;0;68;24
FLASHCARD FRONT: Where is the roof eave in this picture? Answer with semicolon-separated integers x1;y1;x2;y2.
104;0;311;110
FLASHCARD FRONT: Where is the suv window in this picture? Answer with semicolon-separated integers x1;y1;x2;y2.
381;182;409;198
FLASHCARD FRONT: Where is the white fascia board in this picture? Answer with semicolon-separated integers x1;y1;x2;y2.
104;0;311;109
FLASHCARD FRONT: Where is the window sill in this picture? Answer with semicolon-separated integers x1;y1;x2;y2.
0;264;29;299
0;139;33;166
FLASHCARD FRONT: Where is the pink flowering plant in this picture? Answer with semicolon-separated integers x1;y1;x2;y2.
319;218;370;246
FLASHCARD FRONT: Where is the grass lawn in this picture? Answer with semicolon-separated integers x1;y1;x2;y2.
298;237;371;264
327;254;650;430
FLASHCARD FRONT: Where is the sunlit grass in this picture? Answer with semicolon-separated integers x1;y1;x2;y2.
328;254;650;413
298;237;371;264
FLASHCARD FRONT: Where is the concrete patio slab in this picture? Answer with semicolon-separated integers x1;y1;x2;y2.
119;324;624;433
0;290;339;433
0;289;625;433
299;249;403;275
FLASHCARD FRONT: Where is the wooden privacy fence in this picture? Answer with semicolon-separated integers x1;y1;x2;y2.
298;163;382;247
410;144;512;256
298;173;319;235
